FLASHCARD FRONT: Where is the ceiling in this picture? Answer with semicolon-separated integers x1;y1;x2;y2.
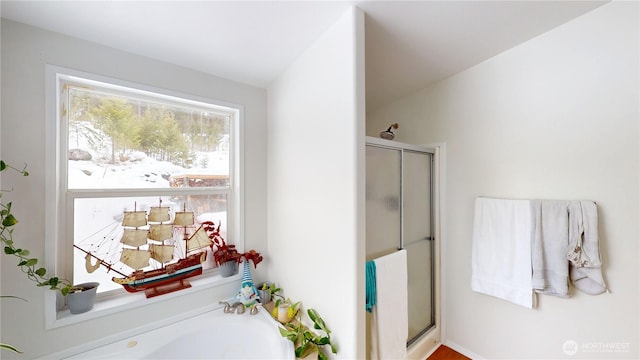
1;1;606;113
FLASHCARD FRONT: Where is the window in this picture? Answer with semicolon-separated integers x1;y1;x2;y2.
51;69;242;304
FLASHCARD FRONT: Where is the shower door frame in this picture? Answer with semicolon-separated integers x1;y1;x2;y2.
365;136;441;356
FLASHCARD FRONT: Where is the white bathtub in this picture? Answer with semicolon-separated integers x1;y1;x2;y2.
66;307;294;359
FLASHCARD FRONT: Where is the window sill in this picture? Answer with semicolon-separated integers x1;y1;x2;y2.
47;271;241;329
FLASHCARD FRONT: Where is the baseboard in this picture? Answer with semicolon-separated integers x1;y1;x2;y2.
444;339;484;360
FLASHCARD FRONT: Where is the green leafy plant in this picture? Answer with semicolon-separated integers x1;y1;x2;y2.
2;161;99;352
0;161;77;296
277;301;337;360
261;282;283;299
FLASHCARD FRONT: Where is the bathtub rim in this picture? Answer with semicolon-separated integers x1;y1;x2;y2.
38;302;287;359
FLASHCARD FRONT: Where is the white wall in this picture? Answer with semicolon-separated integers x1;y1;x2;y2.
368;2;638;359
0;19;267;358
267;7;366;359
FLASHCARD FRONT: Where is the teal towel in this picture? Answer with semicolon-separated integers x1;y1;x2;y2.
366;260;377;312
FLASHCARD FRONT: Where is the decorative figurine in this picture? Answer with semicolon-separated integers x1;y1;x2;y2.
236;260;259;307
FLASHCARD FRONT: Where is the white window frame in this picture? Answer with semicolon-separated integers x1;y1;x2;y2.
44;65;244;329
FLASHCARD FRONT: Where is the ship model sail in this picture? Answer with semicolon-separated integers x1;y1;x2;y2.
74;201;213;298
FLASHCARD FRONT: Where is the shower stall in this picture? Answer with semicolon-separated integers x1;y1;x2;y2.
365;136;437;351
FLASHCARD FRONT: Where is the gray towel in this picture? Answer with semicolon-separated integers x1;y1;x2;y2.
531;200;571;297
568;201;607;295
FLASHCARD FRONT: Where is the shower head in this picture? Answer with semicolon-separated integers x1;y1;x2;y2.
379;123;398;140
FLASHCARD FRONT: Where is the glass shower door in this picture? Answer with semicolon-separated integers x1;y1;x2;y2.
365;145;401;259
365;141;435;347
403;150;434;343
365;144;401;360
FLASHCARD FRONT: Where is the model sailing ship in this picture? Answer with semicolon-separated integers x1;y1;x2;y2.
74;201;213;298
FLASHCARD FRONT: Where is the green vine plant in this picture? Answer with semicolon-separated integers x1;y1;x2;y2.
262;282;283;301
0;161;77;296
1;161;90;353
277;300;337;360
1;161;79;353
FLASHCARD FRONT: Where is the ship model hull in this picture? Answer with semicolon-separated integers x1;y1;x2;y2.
113;252;206;296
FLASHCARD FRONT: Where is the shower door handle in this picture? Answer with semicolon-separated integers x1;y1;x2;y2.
403;236;434;248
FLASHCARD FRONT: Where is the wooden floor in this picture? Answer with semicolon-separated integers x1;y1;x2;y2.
427;345;471;360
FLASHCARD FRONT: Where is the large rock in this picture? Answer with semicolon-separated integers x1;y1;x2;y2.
69;149;92;161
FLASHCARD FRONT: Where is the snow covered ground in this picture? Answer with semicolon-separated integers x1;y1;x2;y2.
68;121;229;189
68;150;229;189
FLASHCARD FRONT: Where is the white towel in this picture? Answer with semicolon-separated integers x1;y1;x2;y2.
370;250;408;360
531;200;571;297
471;198;534;308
